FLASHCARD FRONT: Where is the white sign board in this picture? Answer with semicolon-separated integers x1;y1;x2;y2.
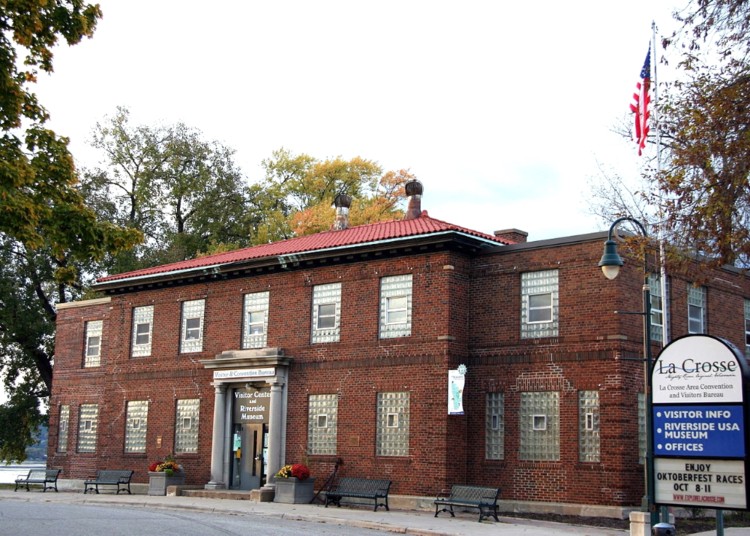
652;335;743;404
448;369;465;415
213;368;275;380
655;458;747;509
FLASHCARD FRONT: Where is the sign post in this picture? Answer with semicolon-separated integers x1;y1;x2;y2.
652;335;750;510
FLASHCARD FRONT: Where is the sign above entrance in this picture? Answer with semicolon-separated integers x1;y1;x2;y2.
213;368;275;380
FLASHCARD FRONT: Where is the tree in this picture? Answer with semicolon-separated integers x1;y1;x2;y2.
0;2;141;462
250;148;414;243
84;107;252;273
653;0;750;268
589;1;750;270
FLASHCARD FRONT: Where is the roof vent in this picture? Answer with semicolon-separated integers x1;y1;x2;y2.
403;179;423;220
332;193;352;230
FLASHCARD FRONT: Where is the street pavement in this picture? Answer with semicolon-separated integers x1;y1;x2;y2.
1;489;749;536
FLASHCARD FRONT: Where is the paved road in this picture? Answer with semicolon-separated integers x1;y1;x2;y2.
0;501;386;536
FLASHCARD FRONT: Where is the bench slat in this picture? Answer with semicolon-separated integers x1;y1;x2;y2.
14;469;61;492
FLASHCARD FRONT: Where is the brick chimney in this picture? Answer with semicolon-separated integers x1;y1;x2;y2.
332;193;352;230
494;228;528;243
403;179;423;220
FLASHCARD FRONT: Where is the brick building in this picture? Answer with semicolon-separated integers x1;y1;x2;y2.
48;181;750;512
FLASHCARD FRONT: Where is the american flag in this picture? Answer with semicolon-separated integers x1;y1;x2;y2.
630;47;651;156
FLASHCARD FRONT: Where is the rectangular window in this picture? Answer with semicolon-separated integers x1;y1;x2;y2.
124;400;149;453
175;399;200;453
131;305;154;357
311;283;341;343
485;392;504;460
77;403;99;453
688;285;705;334
243;291;269;349
376;392;409;456
579;391;600;462
308;394;338;455
58;405;70;453
745;300;750;358
649;275;664;343
84;320;103;367
519;392;559;461
181;299;205;353
379;275;412;339
521;270;559;338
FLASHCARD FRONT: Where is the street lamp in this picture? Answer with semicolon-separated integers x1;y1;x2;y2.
598;217;659;527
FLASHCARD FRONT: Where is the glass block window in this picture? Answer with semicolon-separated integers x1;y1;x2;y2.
58;405;70;453
131;305;154;357
175;399;200;453
745;300;750;358
376;392;410;456
578;391;600;462
379;275;412;339
638;393;646;465
519;392;559;461
124;400;149;453
77;403;99;453
521;270;559;339
308;394;338;455
687;285;705;334
84;320;103;367
180;299;205;353
485;392;504;460
649;275;664;343
242;291;269;349
312;283;341;343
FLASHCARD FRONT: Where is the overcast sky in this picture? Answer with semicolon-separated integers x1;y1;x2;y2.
34;0;682;241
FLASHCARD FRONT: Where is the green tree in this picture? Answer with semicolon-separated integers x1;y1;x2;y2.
84;107;252;272
0;2;141;462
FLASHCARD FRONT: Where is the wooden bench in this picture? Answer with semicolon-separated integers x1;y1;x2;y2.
434;484;501;522
83;470;134;494
324;477;391;511
14;468;61;492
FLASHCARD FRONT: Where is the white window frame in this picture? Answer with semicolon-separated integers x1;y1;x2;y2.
485;392;504;461
521;270;559;338
745;300;750;357
687;284;705;334
181;299;205;353
376;392;410;456
175;399;200;454
131;305;154;357
58;405;70;453
311;283;341;343
308;394;338;455
77;403;99;453
649;275;664;343
84;320;103;367
379;275;412;339
243;292;269;349
124;400;148;453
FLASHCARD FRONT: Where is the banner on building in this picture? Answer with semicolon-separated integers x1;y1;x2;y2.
448;366;466;415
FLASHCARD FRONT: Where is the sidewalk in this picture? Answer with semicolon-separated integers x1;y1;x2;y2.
0;488;628;536
4;489;749;536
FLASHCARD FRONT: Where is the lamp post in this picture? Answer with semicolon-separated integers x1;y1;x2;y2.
598;217;659;528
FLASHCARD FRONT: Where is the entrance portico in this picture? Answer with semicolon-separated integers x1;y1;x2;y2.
201;348;292;490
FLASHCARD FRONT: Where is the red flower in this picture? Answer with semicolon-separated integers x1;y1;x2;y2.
290;463;310;481
148;462;159;472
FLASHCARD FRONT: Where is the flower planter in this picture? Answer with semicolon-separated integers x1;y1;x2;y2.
273;477;315;504
148;471;186;496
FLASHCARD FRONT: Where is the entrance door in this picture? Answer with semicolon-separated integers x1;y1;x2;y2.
230;423;266;490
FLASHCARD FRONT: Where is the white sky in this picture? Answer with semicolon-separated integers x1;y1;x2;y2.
34;0;682;241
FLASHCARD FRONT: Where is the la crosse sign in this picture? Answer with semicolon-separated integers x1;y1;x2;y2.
652;335;750;510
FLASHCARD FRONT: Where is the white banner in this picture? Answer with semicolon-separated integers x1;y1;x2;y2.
448;369;465;415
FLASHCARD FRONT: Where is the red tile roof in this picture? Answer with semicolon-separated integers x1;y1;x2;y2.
96;211;511;284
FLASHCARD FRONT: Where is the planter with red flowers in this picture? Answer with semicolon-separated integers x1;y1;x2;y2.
148;454;185;495
273;463;314;504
